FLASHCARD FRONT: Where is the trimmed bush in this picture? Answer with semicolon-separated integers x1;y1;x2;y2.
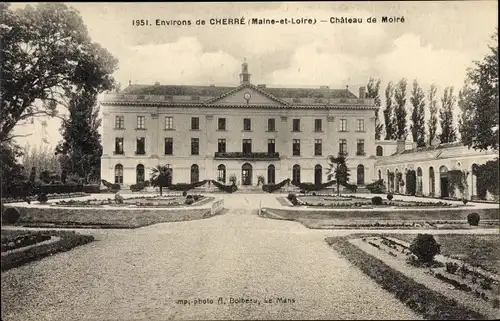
371;196;383;205
467;212;480;226
37;193;48;204
409;234;441;263
262;179;290;193
445;262;459;274
185;198;194;205
2;207;21;224
210;180;237;193
130;182;146;192
366;179;386;194
287;193;298;205
290;179;337;192
82;184;100;194
387;193;394;200
114;193;124;204
193;195;200;202
168;180;209;192
182;191;187;196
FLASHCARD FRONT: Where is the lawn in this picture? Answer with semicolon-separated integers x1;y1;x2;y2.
296;195;462;208
386;234;500;275
5;206;217;228
263;208;499;229
1;229;94;271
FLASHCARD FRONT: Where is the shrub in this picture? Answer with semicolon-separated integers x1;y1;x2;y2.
2;207;21;224
371;196;383;205
130;182;146;192
480;277;492;290
287;193;298;205
409;234;441;263
37;193;48;204
182;191;187;196
467;213;480;226
82;184;100;194
186;195;194;200
445;262;459;274
262;179;291;193
185;198;194;205
462;198;468;205
299;189;306;194
210;180;237;193
366;179;386;194
193;195;200;202
387;193;394;200
290;180;337;192
114;193;124;204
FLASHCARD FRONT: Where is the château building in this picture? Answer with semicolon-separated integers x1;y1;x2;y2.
99;60;383;188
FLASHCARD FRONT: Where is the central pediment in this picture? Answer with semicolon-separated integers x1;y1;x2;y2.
204;83;288;106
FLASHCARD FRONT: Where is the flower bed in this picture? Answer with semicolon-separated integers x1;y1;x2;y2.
2;192;89;204
350;234;500;314
52;195;208;208
1;230;94;271
325;236;485;319
1;232;52;252
295;195;459;208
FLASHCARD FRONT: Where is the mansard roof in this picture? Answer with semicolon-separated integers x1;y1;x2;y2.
397;142;465;155
121;83;357;99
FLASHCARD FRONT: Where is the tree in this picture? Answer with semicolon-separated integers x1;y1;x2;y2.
327;153;350;196
383;82;396;140
459;29;499;151
21;143;60;178
367;78;383;140
55;90;103;183
410;80;426;147
0;3;118;144
427;84;439;145
150;165;172;196
0;142;26;199
439;87;457;143
394;78;408;140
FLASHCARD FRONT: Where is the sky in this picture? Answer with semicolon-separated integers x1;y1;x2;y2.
11;1;498;149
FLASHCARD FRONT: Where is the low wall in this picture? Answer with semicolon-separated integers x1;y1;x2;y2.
211;199;224;215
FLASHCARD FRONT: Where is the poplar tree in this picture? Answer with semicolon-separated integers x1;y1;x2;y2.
410;80;426;147
394;78;408;140
383;82;396;140
366;78;383;140
427;84;439;145
439;87;457;143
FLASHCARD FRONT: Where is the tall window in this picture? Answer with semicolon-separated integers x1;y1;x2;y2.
292;139;301;156
190;164;199;183
218;139;226;153
339;119;347;131
191;117;199;130
136;137;145;155
165;116;173;130
376;145;383;156
314;119;322;132
243;118;251;131
136;164;145;183
292;164;301;183
292;119;301;132
314;139;322;156
114;164;123;184
357;119;365;132
356;139;365;155
115;116;124;129
114;138;124;154
267;165;276;184
268;139;275;154
137;116;145;129
218;118;226;130
164;138;173;155
242;139;252;153
267;118;275;131
217;164;226;183
339;139;347;155
191;138;199;155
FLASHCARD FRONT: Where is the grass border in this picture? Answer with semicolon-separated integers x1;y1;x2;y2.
325;235;486;320
1;230;94;271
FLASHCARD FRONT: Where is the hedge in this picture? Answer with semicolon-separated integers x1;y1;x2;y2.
291;180;337;192
366;179;386;194
262;179;291;193
210;180;237;193
167;180;209;191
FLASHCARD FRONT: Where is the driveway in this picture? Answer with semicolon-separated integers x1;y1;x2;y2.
0;194;436;320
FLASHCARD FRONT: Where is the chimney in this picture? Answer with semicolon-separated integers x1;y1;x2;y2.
359;86;366;99
257;84;266;88
154;81;160;86
396;139;406;154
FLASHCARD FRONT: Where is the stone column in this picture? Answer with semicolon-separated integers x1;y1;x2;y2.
150;111;159;158
279;115;289;180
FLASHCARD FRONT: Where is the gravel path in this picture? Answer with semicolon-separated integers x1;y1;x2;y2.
1;204;420;320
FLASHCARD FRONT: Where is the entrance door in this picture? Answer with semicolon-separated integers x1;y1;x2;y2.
440;177;449;198
241;163;252;186
357;165;365;186
314;165;322;185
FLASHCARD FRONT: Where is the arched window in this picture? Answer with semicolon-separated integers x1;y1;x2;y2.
190;164;199;183
376;146;383;156
314;164;322;185
242;163;253;185
378;169;382;180
136;164;145;184
416;167;423;195
292;164;301;184
429;166;435;196
357;164;365;186
217;164;226;183
267;165;276;184
114;164;124;184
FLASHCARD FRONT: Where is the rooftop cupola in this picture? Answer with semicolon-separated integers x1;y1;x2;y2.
239;58;251;84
